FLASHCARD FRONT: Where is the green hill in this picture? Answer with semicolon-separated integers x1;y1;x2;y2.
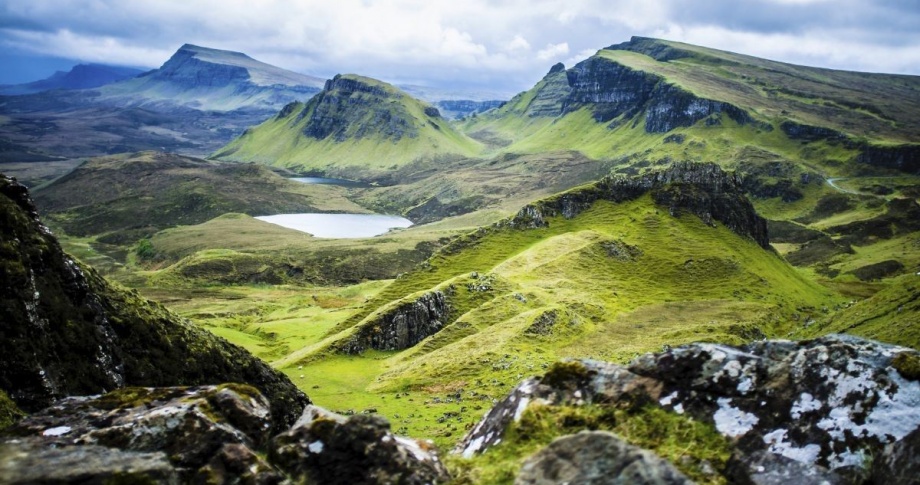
197;163;838;446
464;36;920;175
212;74;482;179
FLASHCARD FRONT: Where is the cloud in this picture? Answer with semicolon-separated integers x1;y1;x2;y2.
536;42;569;61
0;0;918;92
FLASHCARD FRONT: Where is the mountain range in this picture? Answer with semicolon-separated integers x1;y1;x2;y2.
1;35;919;484
0;63;144;96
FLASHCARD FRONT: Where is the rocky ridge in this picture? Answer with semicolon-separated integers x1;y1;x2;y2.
1;386;450;484
0;174;308;430
456;334;920;484
508;161;770;248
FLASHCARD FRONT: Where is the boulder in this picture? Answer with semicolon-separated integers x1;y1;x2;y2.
271;405;451;484
515;430;692;484
0;441;179;484
1;384;277;483
457;335;920;483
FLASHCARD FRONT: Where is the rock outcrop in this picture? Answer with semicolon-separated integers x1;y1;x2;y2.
509;162;770;248
0;174;308;431
271;405;450;484
338;291;449;354
516;431;693;485
1;385;279;483
299;74;422;142
456;334;920;484
1;387;451;484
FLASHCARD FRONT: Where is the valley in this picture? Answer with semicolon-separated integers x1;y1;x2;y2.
2;35;919;484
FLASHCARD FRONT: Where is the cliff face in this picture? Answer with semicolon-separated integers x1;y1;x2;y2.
510;162;769;248
338;291;449;354
0;174;308;431
299;75;423;142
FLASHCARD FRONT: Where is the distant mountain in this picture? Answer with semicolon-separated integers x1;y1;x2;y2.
0;63;143;95
397;84;511;119
97;44;325;111
212;74;481;179
0;44;329;160
464;36;920;174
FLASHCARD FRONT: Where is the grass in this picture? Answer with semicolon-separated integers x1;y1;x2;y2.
446;403;734;484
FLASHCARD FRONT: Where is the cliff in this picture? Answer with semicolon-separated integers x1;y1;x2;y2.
0;174;308;431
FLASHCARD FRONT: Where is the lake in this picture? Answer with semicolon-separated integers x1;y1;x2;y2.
255;213;413;238
290;176;369;187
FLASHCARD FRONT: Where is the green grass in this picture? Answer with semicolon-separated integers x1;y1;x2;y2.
447;403;734;484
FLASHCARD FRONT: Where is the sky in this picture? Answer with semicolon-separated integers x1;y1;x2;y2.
1;0;919;95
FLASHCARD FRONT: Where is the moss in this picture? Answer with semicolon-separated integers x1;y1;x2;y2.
93;387;187;411
448;403;732;484
892;352;920;381
216;383;263;401
539;361;592;389
0;389;26;429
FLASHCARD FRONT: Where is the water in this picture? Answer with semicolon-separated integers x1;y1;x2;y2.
255;213;413;238
290;177;369;187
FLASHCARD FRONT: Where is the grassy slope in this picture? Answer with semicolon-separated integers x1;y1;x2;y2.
183;193;837;450
213;75;481;176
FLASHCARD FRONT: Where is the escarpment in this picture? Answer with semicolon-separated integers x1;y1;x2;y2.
509;162;769;248
337;290;450;354
0;174;308;431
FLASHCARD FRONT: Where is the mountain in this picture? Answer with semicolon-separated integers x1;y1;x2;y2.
0;173;309;430
212;74;482;179
397;84;510;119
98;43;325;112
0;63;143;95
0;44;327;161
464;36;920;174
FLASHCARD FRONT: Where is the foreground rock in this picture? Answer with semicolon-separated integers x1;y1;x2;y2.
1;385;280;483
272;405;451;484
516;431;692;485
0;174;308;431
1;387;450;484
456;334;920;484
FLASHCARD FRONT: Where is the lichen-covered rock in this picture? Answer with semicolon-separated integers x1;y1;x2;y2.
0;174;308;431
725;449;847;485
508;162;769;248
515;430;693;485
1;385;275;483
0;440;179;484
457;335;920;483
271;405;451;484
338;290;449;354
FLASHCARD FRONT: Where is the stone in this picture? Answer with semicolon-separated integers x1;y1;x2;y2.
872;426;920;485
2;385;275;483
725;450;846;485
271;405;451;484
515;431;693;485
338;290;449;354
0;440;179;484
458;335;920;482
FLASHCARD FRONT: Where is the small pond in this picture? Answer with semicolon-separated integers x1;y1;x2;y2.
255;213;413;238
289;177;369;187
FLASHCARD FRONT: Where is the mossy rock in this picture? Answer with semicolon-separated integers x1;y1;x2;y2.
893;352;920;381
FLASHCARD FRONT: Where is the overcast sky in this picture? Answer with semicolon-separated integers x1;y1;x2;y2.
1;0;919;95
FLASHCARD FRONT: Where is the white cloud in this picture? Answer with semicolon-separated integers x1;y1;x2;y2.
0;0;918;92
537;42;570;61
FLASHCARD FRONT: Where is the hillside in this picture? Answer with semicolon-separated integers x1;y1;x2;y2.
0;173;308;429
31;151;367;241
212;74;482;179
191;163;840;447
464;36;920;175
0;64;143;96
98;44;324;112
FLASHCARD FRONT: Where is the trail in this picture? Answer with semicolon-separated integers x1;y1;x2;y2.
825;177;861;195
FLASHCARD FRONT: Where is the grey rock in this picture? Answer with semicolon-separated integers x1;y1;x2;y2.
271;405;451;484
726;450;846;485
0;440;179;484
515;431;692;485
872;426;920;485
339;290;449;353
2;385;275;483
459;335;920;482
